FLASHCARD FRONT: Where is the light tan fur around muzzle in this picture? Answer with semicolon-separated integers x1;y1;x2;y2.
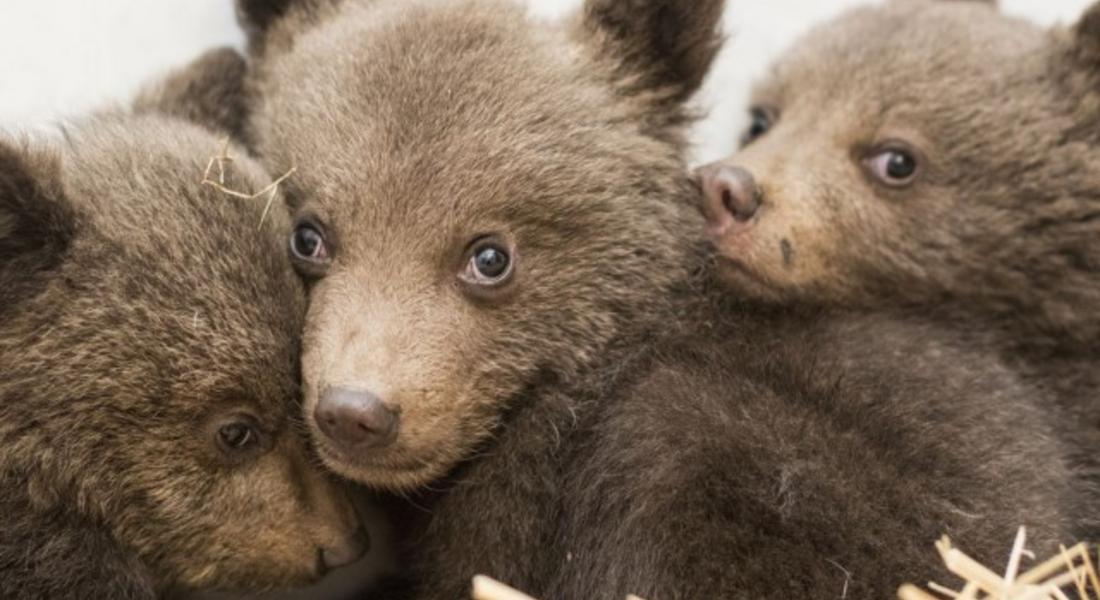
301;275;500;492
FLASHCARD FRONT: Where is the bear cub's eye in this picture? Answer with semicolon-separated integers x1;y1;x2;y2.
290;221;328;263
212;413;267;457
474;246;509;279
741;107;776;147
866;147;921;187
459;236;516;289
219;422;255;450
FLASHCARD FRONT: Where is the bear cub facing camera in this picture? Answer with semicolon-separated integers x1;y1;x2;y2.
696;0;1100;418
226;0;1093;597
0;115;367;598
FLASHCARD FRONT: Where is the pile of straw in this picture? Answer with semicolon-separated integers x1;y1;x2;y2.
900;528;1098;600
469;528;1097;600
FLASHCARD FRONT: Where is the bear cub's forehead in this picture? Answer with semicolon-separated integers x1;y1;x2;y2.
42;118;302;378
763;2;1053;112
257;0;662;216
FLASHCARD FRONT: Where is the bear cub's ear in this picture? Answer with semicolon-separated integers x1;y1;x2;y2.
236;0;340;49
1074;1;1100;64
0;142;74;285
579;0;726;108
132;47;249;139
236;0;297;40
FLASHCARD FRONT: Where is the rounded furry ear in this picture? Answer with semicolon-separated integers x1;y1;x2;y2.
132;48;249;139
236;0;341;52
1074;1;1100;64
579;0;726;108
0;142;74;288
236;0;296;38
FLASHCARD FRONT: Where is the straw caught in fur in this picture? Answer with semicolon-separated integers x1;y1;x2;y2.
200;138;296;228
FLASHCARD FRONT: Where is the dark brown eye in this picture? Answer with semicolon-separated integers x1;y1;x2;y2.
207;412;271;464
867;148;920;187
218;422;257;451
290;221;327;262
460;236;515;288
741;107;776;147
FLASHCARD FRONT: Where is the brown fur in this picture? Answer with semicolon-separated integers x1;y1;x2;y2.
697;1;1100;431
0;114;365;597
220;0;1098;597
133;47;251;141
242;0;717;493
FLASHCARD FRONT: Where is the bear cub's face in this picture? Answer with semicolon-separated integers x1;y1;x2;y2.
241;0;722;492
0;117;366;593
697;0;1100;310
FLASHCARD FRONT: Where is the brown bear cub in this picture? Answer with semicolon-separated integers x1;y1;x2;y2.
696;0;1100;423
0;114;368;598
227;0;1093;597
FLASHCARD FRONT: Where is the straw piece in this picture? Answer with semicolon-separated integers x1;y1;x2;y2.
936;537;1004;595
1059;544;1088;599
903;532;1099;600
198;138;297;229
471;576;539;600
1003;527;1028;590
1083;547;1100;595
898;584;943;600
927;581;961;598
1017;543;1088;586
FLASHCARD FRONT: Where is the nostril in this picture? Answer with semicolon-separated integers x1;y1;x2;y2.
721;189;738;219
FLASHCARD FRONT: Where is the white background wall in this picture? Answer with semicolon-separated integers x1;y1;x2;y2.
0;0;1092;163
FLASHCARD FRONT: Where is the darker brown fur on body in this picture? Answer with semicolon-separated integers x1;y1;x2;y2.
221;0;1095;596
697;0;1100;433
0;114;366;597
373;305;1085;600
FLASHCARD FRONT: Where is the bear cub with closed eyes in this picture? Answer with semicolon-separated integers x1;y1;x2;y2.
696;0;1100;435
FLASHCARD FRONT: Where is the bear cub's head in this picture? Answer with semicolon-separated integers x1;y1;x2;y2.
236;0;724;491
0;115;366;595
697;0;1100;338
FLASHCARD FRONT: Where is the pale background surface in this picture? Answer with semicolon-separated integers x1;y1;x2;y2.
0;0;1091;162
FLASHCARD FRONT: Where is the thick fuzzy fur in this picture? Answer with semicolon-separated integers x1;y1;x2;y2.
698;0;1100;433
133;47;251;140
0;115;364;597
224;0;1095;597
373;303;1086;600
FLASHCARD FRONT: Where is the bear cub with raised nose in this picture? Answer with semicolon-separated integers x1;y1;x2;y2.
0;112;367;598
696;0;1100;427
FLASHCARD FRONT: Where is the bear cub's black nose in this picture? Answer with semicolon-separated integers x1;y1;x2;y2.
315;386;398;449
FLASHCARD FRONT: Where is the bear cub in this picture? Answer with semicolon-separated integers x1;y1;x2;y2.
229;0;1093;597
696;0;1100;422
0;114;367;598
